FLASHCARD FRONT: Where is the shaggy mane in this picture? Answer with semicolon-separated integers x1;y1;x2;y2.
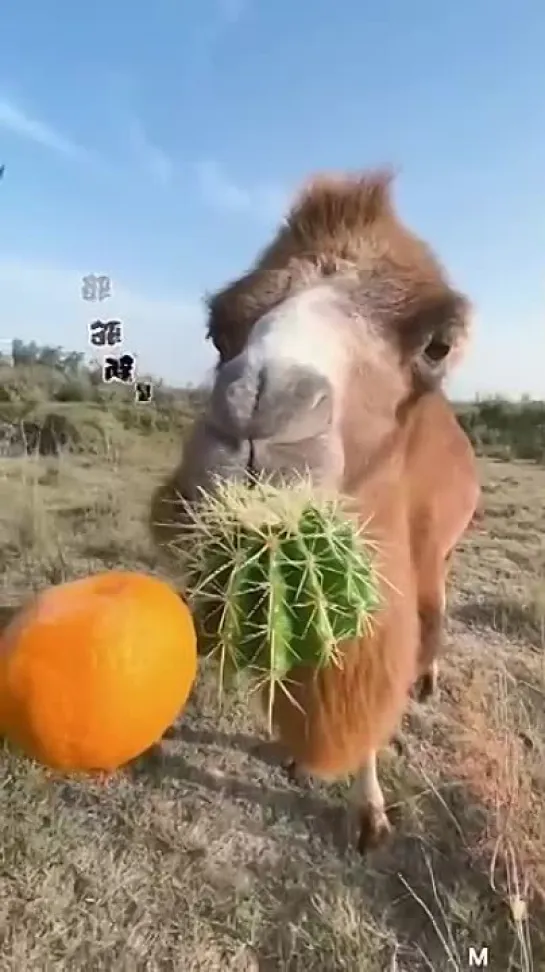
283;169;396;248
206;168;470;362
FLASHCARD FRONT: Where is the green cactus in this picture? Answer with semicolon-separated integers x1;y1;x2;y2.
173;479;382;723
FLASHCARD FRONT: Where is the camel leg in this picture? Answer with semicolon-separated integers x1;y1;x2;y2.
414;553;450;703
415;655;440;703
390;729;408;757
353;751;393;853
282;727;406;786
282;755;311;786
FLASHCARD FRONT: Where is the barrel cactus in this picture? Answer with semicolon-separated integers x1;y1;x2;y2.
172;479;382;724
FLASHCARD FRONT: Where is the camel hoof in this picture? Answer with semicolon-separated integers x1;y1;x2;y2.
390;732;407;758
357;807;393;854
283;757;302;783
415;670;438;704
283;758;310;787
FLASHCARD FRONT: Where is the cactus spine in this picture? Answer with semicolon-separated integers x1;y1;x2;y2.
173;480;381;719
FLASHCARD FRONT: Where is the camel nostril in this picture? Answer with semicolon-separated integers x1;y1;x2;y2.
310;389;329;411
209;357;334;444
247;365;334;442
208;357;261;439
246;440;258;482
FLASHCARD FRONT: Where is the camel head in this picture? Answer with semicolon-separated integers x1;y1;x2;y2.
151;169;472;529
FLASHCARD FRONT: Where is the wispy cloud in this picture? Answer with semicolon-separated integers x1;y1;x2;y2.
217;0;249;24
195;159;287;221
127;118;174;186
0;93;171;185
0;96;86;159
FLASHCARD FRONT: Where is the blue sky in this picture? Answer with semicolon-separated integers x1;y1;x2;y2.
1;0;543;398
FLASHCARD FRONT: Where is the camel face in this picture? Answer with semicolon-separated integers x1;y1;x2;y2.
190;285;349;491
168;170;471;502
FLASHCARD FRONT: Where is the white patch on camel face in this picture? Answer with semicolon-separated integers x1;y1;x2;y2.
244;284;350;387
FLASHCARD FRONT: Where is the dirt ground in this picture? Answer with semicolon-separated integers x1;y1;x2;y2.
0;438;543;971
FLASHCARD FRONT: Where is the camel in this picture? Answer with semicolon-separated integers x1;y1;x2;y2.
150;169;480;851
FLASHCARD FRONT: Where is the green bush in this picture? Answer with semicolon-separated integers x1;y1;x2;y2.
456;397;545;464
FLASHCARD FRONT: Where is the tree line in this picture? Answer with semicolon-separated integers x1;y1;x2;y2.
1;340;86;375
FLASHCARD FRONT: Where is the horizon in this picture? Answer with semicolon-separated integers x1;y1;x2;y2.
2;336;543;407
1;0;544;400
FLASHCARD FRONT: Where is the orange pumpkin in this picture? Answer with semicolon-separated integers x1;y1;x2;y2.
0;571;197;771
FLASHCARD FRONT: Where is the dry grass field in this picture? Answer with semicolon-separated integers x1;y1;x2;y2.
0;432;543;971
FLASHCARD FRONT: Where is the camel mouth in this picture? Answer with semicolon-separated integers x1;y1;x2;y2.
208;357;335;446
192;419;345;497
194;285;352;493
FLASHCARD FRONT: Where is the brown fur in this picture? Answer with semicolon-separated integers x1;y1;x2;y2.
151;169;480;848
268;391;479;779
206;169;470;375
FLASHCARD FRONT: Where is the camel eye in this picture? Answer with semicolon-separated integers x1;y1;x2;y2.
423;338;451;363
208;331;229;361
